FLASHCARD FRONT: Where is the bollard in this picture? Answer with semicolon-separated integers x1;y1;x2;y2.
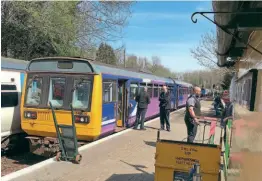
193;164;202;181
157;129;160;141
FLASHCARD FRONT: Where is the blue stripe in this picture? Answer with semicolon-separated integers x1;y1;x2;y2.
20;72;25;89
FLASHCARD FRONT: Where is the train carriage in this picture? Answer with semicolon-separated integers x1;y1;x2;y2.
21;57;182;147
1;57;28;139
172;80;193;108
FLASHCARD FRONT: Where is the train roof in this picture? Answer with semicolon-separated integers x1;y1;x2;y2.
28;57;174;84
171;79;193;87
1;57;28;70
91;61;173;84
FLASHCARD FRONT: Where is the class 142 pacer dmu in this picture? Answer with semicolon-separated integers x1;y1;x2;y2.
18;57;193;154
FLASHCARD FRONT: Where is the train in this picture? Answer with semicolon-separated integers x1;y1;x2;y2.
1;56;193;153
1;57;28;150
17;57;193;151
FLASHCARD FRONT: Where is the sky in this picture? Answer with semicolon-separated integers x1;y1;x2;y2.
117;1;215;72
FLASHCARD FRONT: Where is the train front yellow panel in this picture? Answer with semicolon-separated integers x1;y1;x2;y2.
21;74;103;141
154;140;221;181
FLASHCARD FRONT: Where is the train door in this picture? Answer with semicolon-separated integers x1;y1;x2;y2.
117;79;128;128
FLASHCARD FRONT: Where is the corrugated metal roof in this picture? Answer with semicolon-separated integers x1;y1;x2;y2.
1;57;28;70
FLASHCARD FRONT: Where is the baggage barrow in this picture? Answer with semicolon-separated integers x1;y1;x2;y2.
155;117;222;181
49;102;82;163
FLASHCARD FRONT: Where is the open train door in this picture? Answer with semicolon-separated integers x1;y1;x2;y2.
116;79;129;129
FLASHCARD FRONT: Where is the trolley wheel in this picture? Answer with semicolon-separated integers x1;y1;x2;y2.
56;152;62;161
75;154;82;164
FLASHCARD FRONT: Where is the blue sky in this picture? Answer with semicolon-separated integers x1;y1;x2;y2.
117;1;215;72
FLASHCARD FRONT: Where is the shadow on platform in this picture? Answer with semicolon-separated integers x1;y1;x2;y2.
106;160;154;181
145;125;159;130
144;140;156;147
106;172;154;181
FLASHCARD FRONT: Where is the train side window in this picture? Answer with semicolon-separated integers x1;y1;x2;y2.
130;83;138;100
1;84;17;91
25;78;43;106
153;84;158;97
159;87;162;95
139;83;146;94
147;84;153;98
48;77;66;107
103;81;117;103
1;84;18;107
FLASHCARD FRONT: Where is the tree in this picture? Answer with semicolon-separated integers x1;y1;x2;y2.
125;55;138;68
1;1;80;60
220;72;234;90
96;43;117;65
1;1;133;60
190;31;234;77
76;1;133;50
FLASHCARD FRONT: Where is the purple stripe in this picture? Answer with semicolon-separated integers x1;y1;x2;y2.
101;123;115;134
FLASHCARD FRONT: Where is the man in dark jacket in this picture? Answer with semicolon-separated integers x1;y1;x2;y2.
159;85;171;131
133;87;150;130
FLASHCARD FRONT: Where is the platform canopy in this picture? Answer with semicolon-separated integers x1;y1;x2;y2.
212;1;262;66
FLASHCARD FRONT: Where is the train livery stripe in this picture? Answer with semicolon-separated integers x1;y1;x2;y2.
102;119;115;126
20;72;25;89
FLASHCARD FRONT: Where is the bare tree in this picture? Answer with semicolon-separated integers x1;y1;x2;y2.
77;1;133;50
151;56;161;73
190;31;233;77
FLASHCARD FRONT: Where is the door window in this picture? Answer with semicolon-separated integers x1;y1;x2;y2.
25;78;43;106
48;77;66;107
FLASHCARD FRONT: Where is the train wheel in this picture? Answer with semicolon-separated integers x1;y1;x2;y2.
75;154;82;164
56;152;62;161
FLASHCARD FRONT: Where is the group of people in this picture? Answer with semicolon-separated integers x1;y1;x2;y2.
133;85;202;143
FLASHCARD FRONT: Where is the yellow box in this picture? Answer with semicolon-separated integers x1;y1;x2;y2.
155;140;221;181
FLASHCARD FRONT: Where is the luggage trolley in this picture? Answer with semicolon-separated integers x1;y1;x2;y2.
154;117;222;181
49;102;82;163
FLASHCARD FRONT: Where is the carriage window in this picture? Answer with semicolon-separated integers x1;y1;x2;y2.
130;83;138;100
48;78;66;107
1;84;18;107
25;78;43;106
72;79;91;109
147;84;153;98
153;85;158;97
103;81;117;103
1;84;17;91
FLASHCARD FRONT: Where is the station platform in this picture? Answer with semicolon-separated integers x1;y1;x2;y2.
4;101;221;181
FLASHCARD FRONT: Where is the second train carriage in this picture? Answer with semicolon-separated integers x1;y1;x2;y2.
19;57;192;150
1;57;27;139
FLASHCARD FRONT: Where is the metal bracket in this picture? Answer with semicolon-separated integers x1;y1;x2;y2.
191;11;262;56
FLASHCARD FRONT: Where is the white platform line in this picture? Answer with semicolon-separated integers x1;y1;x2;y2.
1;108;183;181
